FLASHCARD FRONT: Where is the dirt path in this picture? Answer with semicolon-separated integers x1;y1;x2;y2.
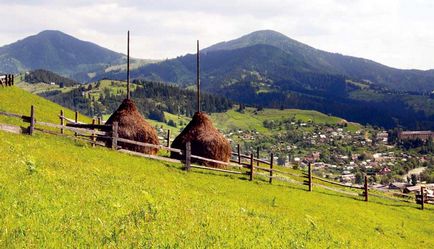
402;167;427;180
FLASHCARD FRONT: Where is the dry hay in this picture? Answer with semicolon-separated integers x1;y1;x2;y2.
105;99;159;154
170;112;231;168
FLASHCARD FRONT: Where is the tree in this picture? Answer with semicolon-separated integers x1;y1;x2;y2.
167;119;177;127
411;174;418;186
355;172;363;185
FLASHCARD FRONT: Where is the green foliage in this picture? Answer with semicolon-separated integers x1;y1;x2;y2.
24;69;79;87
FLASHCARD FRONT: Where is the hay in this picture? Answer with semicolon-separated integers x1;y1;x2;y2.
105;99;159;154
170;112;231;168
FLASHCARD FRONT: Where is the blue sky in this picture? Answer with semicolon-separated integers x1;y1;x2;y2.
1;0;433;70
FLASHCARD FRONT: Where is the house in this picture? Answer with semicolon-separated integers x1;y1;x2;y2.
389;182;407;191
378;167;391;175
398;131;434;141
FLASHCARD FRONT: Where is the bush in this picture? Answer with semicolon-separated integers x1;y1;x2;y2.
167;119;177;127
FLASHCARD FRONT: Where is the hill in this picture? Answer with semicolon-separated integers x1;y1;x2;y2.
100;30;434;129
0;86;91;126
0;87;433;247
24;69;79;87
0;30;125;81
2;79;434;247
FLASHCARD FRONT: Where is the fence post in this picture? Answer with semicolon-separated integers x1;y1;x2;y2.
166;129;171;147
97;117;101;125
74;111;78;136
11;75;14;86
420;186;425;210
249;154;254;181
364;175;369;202
60;110;64;134
111;121;118;150
269;153;274;184
237;144;241;164
256;147;260;166
91;118;96;148
184;141;191;171
308;162;312;192
28;105;35;135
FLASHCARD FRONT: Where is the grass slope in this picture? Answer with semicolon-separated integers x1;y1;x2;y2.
0;88;433;247
0;86;91;126
0;131;433;248
210;107;361;134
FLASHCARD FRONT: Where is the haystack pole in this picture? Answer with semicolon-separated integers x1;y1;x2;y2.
103;31;159;154
170;40;231;168
196;40;200;113
127;30;130;100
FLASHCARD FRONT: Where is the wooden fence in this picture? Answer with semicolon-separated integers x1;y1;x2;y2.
0;74;14;87
0;106;433;210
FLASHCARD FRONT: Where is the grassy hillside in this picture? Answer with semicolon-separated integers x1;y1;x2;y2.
1;131;433;248
209;107;361;134
0;86;91;126
0;86;433;247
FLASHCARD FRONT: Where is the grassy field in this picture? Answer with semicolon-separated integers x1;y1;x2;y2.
0;131;433;248
1;86;433;248
0;86;91;126
209;107;361;134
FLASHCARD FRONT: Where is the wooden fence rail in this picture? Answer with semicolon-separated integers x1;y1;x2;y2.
0;107;433;210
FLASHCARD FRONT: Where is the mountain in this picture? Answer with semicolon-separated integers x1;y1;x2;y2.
103;30;434;92
0;30;125;81
100;30;434;129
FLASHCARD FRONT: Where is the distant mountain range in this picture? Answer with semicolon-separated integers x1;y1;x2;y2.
2;30;434;129
102;30;434;93
0;30;125;81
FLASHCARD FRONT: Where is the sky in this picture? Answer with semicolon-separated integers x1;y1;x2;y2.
0;0;433;70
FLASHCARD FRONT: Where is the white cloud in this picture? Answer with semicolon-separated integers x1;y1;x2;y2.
0;0;433;69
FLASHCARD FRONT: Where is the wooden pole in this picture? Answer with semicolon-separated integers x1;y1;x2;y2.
166;129;171;147
112;122;118;150
256;147;260;166
74;111;78;136
196;40;200;113
249;153;254;181
11;75;14;86
127;30;130;100
28;105;35;135
308;162;312;192
91;119;96;148
269;153;274;184
364;175;369;202
97;117;101;125
421;186;425;210
237;144;241;164
185;141;191;171
60;110;64;134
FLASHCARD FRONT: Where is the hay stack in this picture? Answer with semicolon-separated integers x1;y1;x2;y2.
105;98;159;154
170;112;231;168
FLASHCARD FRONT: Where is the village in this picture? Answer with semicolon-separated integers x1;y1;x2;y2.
217;116;434;198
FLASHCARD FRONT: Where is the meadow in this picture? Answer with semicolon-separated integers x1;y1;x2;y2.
1;86;433;248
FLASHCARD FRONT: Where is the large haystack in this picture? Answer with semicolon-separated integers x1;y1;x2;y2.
170;112;231;168
105;99;159;154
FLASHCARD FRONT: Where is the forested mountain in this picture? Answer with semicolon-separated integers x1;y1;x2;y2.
0;30;125;80
101;30;434;92
24;69;79;87
98;30;434;129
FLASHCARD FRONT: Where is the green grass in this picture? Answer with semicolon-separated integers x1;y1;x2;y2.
0;88;433;247
0;131;433;248
210;107;361;134
0;86;91;126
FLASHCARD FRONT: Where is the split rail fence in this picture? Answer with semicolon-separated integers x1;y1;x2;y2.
0;74;14;87
0;106;433;210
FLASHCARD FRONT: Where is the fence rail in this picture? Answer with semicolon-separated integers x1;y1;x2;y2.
0;106;433;210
